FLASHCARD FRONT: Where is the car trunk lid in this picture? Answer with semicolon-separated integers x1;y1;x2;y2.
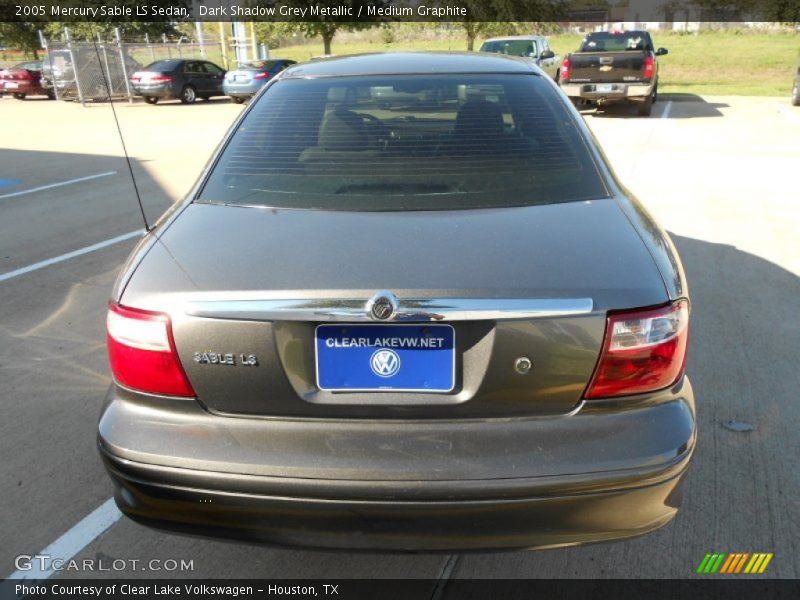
130;70;171;84
226;69;257;84
120;201;667;418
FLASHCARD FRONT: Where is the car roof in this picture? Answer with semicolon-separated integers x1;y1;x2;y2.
483;36;544;42
282;52;537;78
588;30;648;35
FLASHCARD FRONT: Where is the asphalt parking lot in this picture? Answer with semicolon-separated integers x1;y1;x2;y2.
1;94;798;584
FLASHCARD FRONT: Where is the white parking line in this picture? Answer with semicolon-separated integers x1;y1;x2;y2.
661;100;673;119
7;497;122;580
0;229;144;283
0;171;117;201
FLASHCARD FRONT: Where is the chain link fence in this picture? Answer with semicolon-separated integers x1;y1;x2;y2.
42;41;136;102
40;29;258;105
125;37;230;73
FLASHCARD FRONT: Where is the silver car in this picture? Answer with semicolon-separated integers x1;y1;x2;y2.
99;53;695;552
222;59;296;103
479;36;561;80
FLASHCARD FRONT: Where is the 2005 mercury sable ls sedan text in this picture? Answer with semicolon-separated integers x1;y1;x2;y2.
99;52;695;552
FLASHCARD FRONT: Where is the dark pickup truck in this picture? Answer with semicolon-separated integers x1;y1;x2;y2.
559;30;667;116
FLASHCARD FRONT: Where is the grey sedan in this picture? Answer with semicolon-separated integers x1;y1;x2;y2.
130;59;226;104
222;59;296;103
99;52;695;552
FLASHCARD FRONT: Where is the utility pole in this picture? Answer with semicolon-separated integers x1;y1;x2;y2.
232;22;248;66
218;22;228;69
191;1;206;57
249;21;257;62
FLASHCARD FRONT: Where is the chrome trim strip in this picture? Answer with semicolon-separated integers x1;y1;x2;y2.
184;297;594;322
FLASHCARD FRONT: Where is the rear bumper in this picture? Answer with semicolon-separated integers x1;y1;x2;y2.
222;83;261;98
131;84;177;99
561;82;654;102
98;378;696;551
0;81;38;94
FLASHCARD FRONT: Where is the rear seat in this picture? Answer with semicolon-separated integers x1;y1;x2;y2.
299;109;380;170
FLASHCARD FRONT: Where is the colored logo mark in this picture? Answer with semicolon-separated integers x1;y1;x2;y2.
370;348;401;378
696;552;773;574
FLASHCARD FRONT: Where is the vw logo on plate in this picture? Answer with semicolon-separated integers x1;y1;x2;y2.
370;349;401;378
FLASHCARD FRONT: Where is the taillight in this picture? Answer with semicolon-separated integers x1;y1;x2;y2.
253;72;270;80
584;300;689;399
643;55;655;80
107;303;195;397
561;56;571;82
150;74;172;82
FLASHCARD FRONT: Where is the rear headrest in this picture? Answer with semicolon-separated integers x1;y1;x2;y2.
318;109;366;151
454;100;505;142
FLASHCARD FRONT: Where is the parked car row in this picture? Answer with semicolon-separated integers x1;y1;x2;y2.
5;46;799;110
1;56;294;104
129;58;295;104
0;61;53;99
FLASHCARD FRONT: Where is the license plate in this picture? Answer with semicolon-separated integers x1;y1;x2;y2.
315;324;455;392
235;75;247;82
596;84;615;93
5;82;18;89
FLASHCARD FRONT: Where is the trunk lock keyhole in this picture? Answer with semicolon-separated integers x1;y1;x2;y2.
515;357;532;374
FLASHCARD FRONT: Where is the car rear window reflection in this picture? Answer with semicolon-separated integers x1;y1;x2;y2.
198;74;608;211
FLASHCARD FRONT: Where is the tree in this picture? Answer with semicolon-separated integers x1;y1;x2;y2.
297;22;338;56
36;1;187;42
0;23;43;58
458;0;569;51
687;0;800;21
290;21;379;56
45;21;181;42
253;22;296;50
285;1;385;55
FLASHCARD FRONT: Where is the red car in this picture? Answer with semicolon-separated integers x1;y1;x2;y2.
0;61;52;99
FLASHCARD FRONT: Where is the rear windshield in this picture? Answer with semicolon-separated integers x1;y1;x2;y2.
143;60;181;72
579;32;652;52
480;40;537;57
197;73;607;211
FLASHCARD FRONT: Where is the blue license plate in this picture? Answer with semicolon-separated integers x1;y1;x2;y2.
315;324;455;392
